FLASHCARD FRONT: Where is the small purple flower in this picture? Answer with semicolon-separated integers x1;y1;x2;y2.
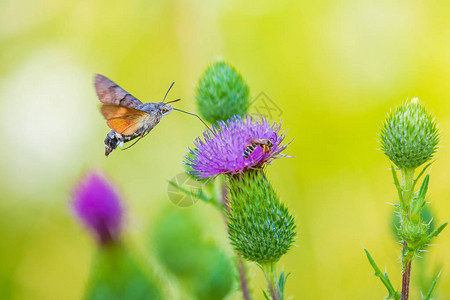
71;170;124;245
185;115;289;179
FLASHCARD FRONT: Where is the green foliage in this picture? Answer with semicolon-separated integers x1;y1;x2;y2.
380;99;439;170
398;219;429;257
227;170;296;264
85;243;162;300
389;166;447;259
196;61;250;124
391;205;435;240
152;208;234;300
263;270;290;300
168;178;213;204
423;272;441;300
277;271;290;300
363;247;400;299
411;174;430;219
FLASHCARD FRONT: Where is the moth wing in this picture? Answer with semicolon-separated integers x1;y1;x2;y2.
94;74;142;108
101;104;148;136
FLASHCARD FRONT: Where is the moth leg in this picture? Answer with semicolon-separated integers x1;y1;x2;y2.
122;129;150;151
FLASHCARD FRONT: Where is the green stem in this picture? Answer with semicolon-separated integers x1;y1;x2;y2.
262;262;281;300
400;168;415;218
399;168;415;300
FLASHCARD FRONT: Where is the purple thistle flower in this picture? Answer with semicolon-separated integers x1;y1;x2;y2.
185;115;289;179
71;170;124;245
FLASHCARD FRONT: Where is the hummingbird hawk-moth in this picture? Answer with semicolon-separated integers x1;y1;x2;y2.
94;74;207;156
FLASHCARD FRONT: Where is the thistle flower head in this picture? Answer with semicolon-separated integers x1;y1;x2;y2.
196;61;250;123
380;98;439;169
227;170;296;264
71;171;124;245
185;115;288;180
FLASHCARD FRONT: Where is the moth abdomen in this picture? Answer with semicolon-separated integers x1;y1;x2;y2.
104;130;138;157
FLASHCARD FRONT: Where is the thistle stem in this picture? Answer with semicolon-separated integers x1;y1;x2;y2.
238;256;251;300
399;168;415;300
401;254;412;300
400;168;415;218
262;262;281;300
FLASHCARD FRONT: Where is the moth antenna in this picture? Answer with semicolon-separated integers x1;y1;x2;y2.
163;82;175;103
172;108;214;134
166;98;181;104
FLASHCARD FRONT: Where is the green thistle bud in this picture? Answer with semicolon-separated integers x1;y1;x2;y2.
196;61;250;123
398;219;429;254
153;208;234;299
86;244;163;300
391;206;435;239
379;98;439;170
227;171;296;264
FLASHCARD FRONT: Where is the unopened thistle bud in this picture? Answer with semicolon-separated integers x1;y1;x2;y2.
227;170;296;264
379;98;439;170
196;61;250;124
153;209;234;299
86;244;163;300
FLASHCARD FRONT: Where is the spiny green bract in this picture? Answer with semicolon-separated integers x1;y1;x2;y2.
227;170;296;264
379;98;439;170
391;206;435;239
398;219;429;253
196;61;250;124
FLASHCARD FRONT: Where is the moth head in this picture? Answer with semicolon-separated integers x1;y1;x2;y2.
159;103;174;116
160;98;180;116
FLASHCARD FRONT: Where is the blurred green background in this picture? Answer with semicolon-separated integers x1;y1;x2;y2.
1;0;450;299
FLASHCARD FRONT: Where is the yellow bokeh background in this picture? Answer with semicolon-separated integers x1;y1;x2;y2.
1;0;450;299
